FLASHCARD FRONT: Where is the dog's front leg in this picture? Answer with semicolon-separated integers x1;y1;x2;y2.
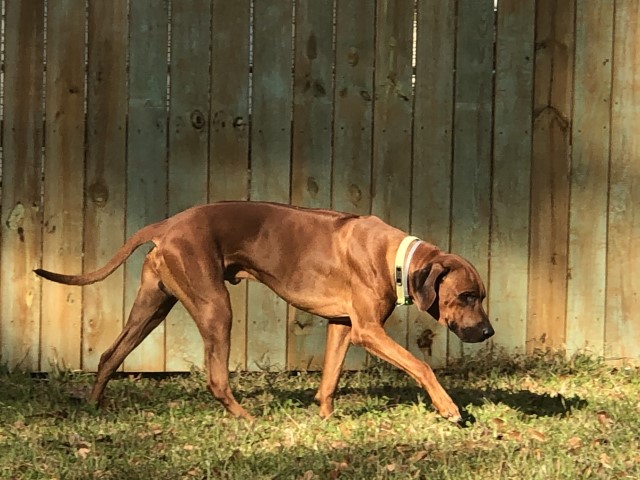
349;304;462;423
315;321;351;418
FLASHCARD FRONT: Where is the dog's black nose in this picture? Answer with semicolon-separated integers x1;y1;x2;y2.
483;326;495;339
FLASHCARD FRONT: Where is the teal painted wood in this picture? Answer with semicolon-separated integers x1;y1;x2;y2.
371;0;414;350
83;0;128;371
165;0;211;372
247;1;294;372
0;0;45;371
288;0;334;371
566;1;613;357
332;0;375;370
527;0;574;353
606;0;639;361
409;0;456;368
209;0;251;371
489;0;535;354
41;0;86;370
124;0;169;372
449;0;494;360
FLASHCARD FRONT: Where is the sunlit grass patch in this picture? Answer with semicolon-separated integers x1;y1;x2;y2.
1;351;639;479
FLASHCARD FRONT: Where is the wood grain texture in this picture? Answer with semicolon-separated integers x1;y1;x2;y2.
247;1;293;371
409;0;456;368
372;0;414;349
83;0;128;371
209;0;251;371
41;0;86;370
288;0;334;370
332;0;375;369
605;0;640;362
450;0;494;359
0;0;45;370
489;0;535;354
165;0;211;371
566;1;613;357
527;0;575;353
124;0;169;371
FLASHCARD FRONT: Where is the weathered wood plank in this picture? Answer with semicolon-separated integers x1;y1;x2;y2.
209;0;251;371
332;0;375;370
1;0;45;370
124;0;169;371
372;0;414;350
566;1;613;357
489;0;535;354
527;0;575;353
165;0;211;372
288;0;333;371
409;0;456;368
247;1;293;371
605;1;640;362
83;0;128;372
41;0;86;371
450;0;494;359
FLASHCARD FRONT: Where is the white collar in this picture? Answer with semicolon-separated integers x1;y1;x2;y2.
394;236;421;305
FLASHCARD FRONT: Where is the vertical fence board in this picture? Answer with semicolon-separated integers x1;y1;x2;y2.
124;0;169;371
409;0;455;368
372;0;414;349
490;0;534;354
247;1;293;371
41;0;86;370
288;0;334;370
209;0;251;371
606;1;640;362
165;0;211;371
0;0;45;370
450;0;494;359
332;0;375;369
83;0;128;371
527;0;574;353
566;1;613;357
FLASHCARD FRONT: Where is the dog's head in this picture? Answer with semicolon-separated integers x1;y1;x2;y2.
410;253;494;343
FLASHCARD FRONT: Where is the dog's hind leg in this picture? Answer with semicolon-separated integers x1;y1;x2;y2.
89;256;177;405
190;289;254;421
157;245;253;420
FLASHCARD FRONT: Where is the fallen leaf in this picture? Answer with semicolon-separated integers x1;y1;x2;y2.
529;429;547;443
534;448;543;461
596;410;614;428
385;463;397;472
330;440;348;450
299;471;315;480
566;436;583;452
409;450;429;463
183;444;195;451
600;452;613;469
491;418;506;428
76;447;90;459
506;430;523;441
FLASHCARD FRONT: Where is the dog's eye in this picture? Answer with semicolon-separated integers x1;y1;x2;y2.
458;292;476;303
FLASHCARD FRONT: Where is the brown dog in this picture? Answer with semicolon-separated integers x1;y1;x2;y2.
35;201;493;423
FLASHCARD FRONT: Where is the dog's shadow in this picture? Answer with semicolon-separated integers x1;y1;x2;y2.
260;383;587;422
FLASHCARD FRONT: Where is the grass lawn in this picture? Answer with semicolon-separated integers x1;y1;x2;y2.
1;351;639;479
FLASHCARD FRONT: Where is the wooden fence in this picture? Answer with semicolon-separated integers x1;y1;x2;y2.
1;0;638;372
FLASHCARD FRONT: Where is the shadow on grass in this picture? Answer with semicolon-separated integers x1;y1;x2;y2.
0;364;587;423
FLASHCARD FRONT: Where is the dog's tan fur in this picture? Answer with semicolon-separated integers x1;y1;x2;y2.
36;201;494;423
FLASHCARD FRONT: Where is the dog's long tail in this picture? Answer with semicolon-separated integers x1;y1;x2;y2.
34;221;167;286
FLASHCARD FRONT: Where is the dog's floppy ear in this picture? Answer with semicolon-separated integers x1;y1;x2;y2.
410;263;446;312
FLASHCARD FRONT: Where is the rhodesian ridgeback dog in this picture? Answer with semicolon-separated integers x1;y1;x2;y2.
36;201;494;423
